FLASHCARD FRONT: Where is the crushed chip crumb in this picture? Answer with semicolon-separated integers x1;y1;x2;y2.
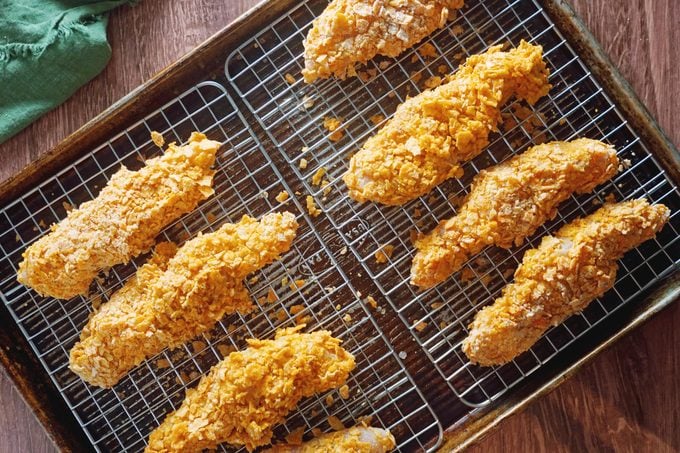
302;95;315;109
267;288;279;303
323;117;343;132
311;167;327;186
150;131;165;148
299;158;308;170
460;267;475;282
325;394;335;407
216;344;235;357
366;295;378;309
284;73;296;84
285;426;305;445
339;384;350;399
374;244;395;264
289;279;306;291
306;196;322;217
423;75;443;89
413;320;427;332
327;416;345;431
290;304;305;315
275;191;290;203
369;114;385;126
418;42;438;59
191;340;206;352
450;24;464;36
156;358;170;369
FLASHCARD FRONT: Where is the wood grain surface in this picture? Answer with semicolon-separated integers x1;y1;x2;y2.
0;0;677;451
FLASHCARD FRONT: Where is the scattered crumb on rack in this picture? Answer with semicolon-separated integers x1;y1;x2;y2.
306;195;322;217
413;320;427;332
289;279;305;291
284;73;296;84
374;244;395;264
299;158;308;170
417;42;438;59
156;358;170;369
275;190;289;203
369;114;384;126
150;131;164;147
365;295;378;309
311;167;327;186
302;95;314;109
216;344;235;357
460;267;475;282
323;116;344;142
191;340;205;352
327;415;345;431
423;75;443;89
285;426;305;445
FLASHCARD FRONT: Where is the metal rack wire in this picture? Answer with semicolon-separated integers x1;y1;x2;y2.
0;82;441;452
226;0;680;407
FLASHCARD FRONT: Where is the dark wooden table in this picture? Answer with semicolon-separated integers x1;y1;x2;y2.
0;1;677;451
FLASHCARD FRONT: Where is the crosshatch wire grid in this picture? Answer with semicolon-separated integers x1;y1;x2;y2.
0;82;442;452
225;0;680;407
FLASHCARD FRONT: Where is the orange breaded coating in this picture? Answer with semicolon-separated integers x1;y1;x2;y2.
343;41;550;205
302;0;463;83
267;426;396;453
145;327;356;453
69;212;298;388
17;132;220;300
411;139;619;289
462;199;670;366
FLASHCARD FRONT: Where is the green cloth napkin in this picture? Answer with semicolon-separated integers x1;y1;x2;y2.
0;0;131;144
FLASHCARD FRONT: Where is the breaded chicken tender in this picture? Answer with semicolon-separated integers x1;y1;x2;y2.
411;138;619;288
17;132;220;299
462;199;670;366
302;0;464;83
69;212;298;388
343;41;550;205
145;327;356;453
267;426;396;453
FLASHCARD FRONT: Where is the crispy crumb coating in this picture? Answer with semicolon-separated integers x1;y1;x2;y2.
267;426;396;453
343;41;550;205
17;132;220;300
411;138;619;288
462;199;670;366
69;213;298;388
145;327;356;453
302;0;463;83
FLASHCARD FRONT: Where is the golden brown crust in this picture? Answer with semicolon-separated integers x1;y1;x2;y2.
69;213;298;388
17;132;220;299
267;427;396;453
302;0;464;83
145;328;356;453
343;41;551;205
462;199;670;366
411;138;619;288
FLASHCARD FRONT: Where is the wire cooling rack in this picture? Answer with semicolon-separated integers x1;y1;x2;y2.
225;0;680;407
0;82;441;452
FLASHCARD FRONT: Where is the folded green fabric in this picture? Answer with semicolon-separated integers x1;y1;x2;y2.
0;0;131;144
